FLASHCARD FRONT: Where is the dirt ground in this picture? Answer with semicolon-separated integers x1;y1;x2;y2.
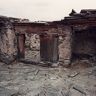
0;51;96;96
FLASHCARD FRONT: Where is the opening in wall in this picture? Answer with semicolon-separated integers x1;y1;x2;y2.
72;27;96;61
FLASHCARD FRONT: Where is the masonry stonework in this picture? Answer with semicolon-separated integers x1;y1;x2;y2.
0;9;96;65
25;34;40;50
59;26;72;64
0;22;17;64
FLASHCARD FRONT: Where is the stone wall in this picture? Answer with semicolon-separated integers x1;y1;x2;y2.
58;26;72;65
25;33;40;50
0;17;72;65
0;22;17;64
25;26;72;65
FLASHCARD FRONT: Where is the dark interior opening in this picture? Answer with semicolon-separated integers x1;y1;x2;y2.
72;27;96;61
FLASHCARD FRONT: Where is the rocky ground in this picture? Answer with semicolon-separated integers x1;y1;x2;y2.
0;50;96;96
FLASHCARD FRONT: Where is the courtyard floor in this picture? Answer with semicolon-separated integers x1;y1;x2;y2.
0;59;96;96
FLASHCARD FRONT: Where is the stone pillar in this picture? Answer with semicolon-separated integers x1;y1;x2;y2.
59;26;72;65
0;22;17;64
40;34;59;63
17;34;25;59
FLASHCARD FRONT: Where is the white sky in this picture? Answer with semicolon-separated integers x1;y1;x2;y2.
0;0;96;21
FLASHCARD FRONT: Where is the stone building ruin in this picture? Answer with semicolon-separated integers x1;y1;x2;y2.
0;9;96;66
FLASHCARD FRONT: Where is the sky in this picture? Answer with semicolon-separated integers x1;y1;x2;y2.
0;0;96;21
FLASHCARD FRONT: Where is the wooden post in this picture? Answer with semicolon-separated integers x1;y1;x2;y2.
40;34;59;63
17;34;25;59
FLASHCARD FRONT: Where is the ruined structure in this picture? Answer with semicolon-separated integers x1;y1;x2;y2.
63;9;96;62
0;9;96;66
